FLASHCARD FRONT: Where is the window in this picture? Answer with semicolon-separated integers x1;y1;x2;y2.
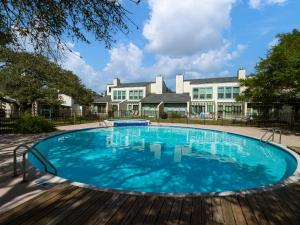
207;104;213;112
225;87;232;99
218;86;240;99
218;104;223;112
193;88;198;99
225;105;232;113
199;88;205;99
233;87;240;98
129;90;144;100
193;87;213;99
113;90;117;100
113;90;126;100
206;88;213;99
218;87;224;99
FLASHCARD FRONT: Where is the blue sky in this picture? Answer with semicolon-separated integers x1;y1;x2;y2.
60;0;300;92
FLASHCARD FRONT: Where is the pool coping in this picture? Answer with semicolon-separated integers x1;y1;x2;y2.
29;124;300;198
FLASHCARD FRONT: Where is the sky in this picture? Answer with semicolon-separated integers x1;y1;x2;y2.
59;0;300;93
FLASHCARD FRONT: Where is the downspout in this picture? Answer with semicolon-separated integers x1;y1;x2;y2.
157;101;164;119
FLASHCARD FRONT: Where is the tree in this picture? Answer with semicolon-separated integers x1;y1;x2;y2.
0;50;95;112
238;29;300;109
0;0;139;57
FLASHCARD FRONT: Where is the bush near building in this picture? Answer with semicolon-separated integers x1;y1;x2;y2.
15;113;56;134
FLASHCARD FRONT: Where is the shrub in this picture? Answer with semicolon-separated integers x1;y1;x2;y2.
169;112;182;118
15;113;56;134
160;112;168;119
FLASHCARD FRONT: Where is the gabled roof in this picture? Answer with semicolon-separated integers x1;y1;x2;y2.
115;82;152;88
93;95;111;103
141;93;190;104
187;77;239;85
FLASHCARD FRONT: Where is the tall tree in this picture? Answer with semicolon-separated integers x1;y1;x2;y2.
0;50;95;112
239;29;300;108
0;0;139;57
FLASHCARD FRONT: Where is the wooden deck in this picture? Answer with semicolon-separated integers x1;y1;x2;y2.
0;181;300;225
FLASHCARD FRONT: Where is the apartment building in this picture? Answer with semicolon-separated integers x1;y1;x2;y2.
93;69;247;118
175;69;247;118
93;75;169;116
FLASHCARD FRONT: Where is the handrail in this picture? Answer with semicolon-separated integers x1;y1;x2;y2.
13;144;57;181
260;128;282;144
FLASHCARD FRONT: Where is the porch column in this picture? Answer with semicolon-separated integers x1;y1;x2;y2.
214;101;218;120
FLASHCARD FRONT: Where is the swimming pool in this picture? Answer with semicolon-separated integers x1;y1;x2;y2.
30;126;299;195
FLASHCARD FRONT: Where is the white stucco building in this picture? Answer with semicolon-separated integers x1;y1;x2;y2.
93;69;248;118
175;69;247;118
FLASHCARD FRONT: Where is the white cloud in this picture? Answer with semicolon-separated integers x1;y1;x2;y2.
143;0;236;57
103;43;144;82
249;0;287;9
99;42;246;90
149;42;246;79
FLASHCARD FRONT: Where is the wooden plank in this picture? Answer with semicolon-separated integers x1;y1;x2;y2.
220;197;236;225
0;185;77;225
274;188;300;224
119;196;147;225
129;196;156;225
191;197;202;225
66;191;113;225
167;198;183;225
245;194;269;225
254;193;284;225
154;198;174;225
22;186;88;225
142;197;164;225
105;195;138;225
0;184;72;223
45;188;99;225
237;195;259;225
261;191;294;225
178;197;192;225
72;192;121;225
210;197;224;225
228;196;247;225
88;194;128;225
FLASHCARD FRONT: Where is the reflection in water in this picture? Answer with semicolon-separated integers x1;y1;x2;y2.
31;126;297;194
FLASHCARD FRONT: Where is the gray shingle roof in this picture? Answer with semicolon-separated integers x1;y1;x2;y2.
116;82;151;88
187;77;239;84
141;93;190;104
93;95;111;103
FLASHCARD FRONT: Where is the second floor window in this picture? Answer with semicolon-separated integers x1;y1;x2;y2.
129;90;143;100
113;90;126;100
218;87;240;99
193;87;213;100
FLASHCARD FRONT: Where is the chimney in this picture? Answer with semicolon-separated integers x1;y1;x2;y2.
155;75;163;94
112;78;120;86
237;68;246;80
176;74;184;94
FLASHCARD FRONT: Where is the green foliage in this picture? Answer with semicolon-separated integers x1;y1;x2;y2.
0;50;95;112
0;0;137;57
160;112;168;119
239;29;300;106
169;112;182;118
15;113;56;133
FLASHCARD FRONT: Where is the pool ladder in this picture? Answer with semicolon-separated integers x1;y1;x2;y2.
260;128;282;144
13;144;57;181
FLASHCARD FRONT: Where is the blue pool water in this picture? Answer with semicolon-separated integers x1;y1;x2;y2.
31;126;298;194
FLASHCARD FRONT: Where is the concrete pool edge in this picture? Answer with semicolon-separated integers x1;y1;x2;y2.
29;124;300;198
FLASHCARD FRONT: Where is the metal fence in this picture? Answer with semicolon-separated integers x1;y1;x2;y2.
94;109;300;130
1;108;299;133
